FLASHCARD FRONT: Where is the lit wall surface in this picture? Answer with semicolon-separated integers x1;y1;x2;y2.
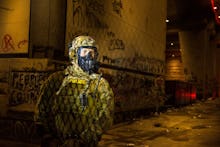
65;0;167;73
65;0;167;111
0;0;30;54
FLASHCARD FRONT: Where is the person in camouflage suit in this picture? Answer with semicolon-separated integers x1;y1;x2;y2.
37;36;114;147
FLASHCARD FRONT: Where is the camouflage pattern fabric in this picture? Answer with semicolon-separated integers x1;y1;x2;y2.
37;65;114;145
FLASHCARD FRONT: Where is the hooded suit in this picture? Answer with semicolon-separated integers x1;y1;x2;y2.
37;36;114;146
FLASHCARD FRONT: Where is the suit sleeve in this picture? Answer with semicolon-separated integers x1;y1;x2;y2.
36;71;63;126
97;77;114;132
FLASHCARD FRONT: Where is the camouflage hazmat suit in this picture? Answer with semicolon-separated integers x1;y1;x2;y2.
37;36;114;146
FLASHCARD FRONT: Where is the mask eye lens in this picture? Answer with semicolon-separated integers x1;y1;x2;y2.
83;50;88;56
80;48;96;59
90;51;95;59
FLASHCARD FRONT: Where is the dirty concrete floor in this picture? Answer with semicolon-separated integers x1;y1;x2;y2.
0;97;220;147
98;97;220;147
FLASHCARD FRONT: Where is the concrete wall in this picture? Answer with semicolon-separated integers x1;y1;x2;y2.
66;0;166;63
0;0;167;114
212;32;220;97
29;0;66;57
0;58;53;116
66;0;167;111
0;0;30;54
179;28;215;98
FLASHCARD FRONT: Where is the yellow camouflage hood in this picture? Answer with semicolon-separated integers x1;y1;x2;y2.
56;35;100;94
69;35;97;65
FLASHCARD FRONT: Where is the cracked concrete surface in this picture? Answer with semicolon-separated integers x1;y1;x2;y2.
0;97;219;147
98;97;220;147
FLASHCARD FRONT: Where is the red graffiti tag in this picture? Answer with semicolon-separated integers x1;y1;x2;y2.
18;40;28;48
1;34;14;52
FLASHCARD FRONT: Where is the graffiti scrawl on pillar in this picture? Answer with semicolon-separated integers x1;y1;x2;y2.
106;31;125;51
9;72;50;105
112;0;123;17
1;34;15;52
71;0;108;30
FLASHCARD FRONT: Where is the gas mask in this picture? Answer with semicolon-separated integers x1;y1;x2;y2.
77;46;99;74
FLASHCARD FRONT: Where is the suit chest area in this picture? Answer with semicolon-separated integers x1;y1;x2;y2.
53;78;99;114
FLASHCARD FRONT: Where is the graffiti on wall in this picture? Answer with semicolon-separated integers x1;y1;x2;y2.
18;40;28;49
1;34;14;52
71;0;108;30
102;29;164;74
0;34;28;53
9;72;50;105
103;71;151;112
102;54;164;75
112;0;123;17
102;70;165;112
103;30;164;74
0;119;38;142
22;62;45;72
87;0;105;15
0;0;30;54
0;6;14;11
106;31;125;50
109;39;125;50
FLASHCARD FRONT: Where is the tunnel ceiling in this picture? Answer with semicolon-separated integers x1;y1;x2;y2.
166;0;218;50
167;0;214;31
